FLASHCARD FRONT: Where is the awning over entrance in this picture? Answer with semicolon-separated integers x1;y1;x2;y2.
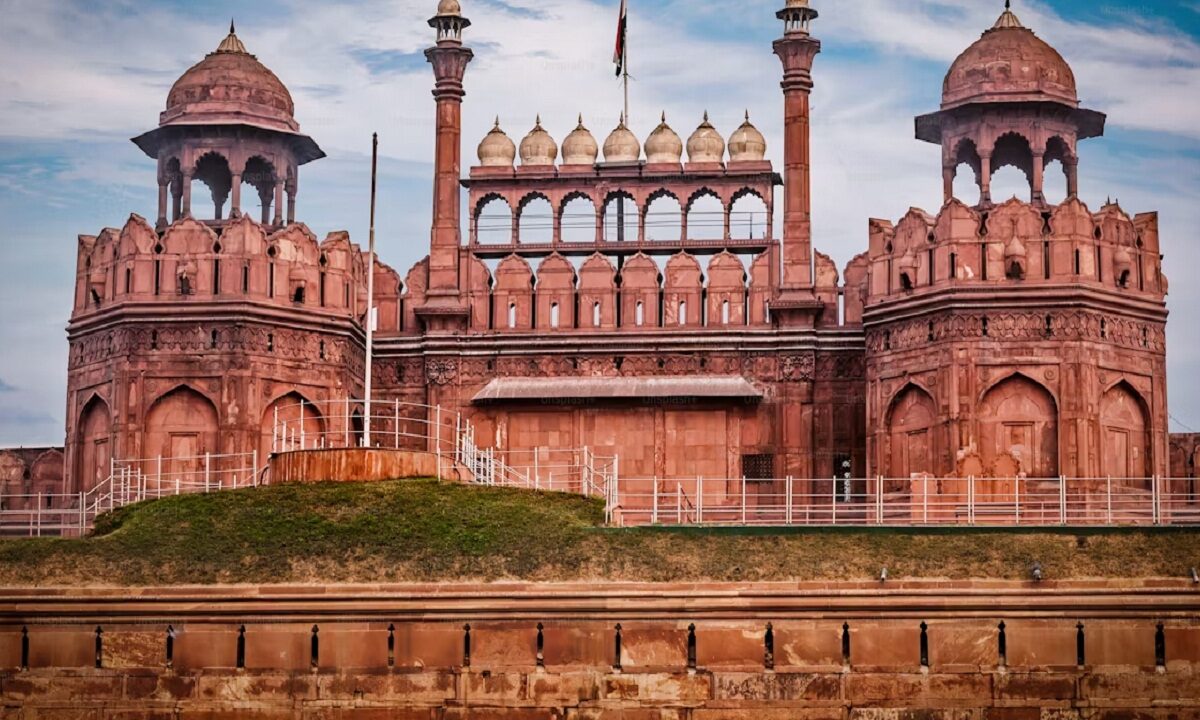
471;376;763;403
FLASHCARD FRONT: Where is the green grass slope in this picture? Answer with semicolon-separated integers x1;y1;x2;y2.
0;479;1197;586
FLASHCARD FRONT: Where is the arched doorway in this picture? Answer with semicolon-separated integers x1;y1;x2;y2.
886;385;937;482
1100;382;1149;479
261;392;326;457
978;375;1058;477
75;395;112;493
144;386;219;484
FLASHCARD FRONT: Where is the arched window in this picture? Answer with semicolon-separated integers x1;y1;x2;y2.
645;193;683;242
518;195;554;245
635;301;645;326
721;299;730;325
951;139;982;205
560;195;596;243
686;191;723;241
476;196;513;245
508;302;517;329
678;300;688;326
603;193;639;243
729;192;768;239
550;302;560;328
593;301;601;327
990;133;1034;202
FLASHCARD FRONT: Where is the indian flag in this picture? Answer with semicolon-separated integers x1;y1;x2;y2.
613;0;628;77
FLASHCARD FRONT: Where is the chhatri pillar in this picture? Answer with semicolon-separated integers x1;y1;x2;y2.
770;0;824;327
417;0;474;334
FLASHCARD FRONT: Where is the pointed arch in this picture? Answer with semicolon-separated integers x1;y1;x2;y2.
475;193;514;245
885;383;938;481
643;189;683;242
560;192;598;243
602;190;638;243
686;187;724;241
74;394;111;493
144;385;220;477
1100;380;1151;480
261;391;327;457
517;192;554;244
978;373;1058;477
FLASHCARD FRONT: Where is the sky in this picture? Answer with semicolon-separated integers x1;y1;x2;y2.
0;0;1198;446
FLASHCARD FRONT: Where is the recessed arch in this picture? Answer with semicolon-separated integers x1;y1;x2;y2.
951;138;982;205
242;155;277;224
885;383;938;481
74;394;111;493
261;391;327;457
144;385;220;479
978;373;1058;477
1100;380;1150;479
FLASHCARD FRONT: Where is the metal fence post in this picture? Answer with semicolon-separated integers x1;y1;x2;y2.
79;492;85;534
830;477;840;523
273;405;279;454
205;453;211;494
876;477;884;525
299;402;306;450
36;494;42;538
923;475;929;525
1015;477;1021;525
1152;475;1161;525
652;478;659;524
785;476;794;526
253;451;260;489
344;396;351;447
741;476;747;525
394;400;401;450
697;476;704;525
1059;476;1067;525
1106;476;1113;525
676;482;682;524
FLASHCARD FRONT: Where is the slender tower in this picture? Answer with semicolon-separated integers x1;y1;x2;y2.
418;0;474;333
771;0;822;327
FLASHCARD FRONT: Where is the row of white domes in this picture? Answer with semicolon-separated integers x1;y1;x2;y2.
478;112;767;167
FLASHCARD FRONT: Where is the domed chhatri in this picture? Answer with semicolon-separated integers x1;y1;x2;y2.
602;114;641;163
562;115;599;166
478;117;516;167
941;3;1077;110
519;116;558;166
728;111;767;162
162;22;298;133
686;112;726;164
645;112;683;164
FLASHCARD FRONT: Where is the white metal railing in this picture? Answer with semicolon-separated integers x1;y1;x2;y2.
611;475;1200;527
0;452;258;538
271;399;620;523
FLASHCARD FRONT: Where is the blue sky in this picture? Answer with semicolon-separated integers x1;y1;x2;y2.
1;0;1199;446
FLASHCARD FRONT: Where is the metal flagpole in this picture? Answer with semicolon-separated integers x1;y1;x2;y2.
363;133;379;447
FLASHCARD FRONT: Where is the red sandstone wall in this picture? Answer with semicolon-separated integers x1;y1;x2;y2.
1;582;1197;716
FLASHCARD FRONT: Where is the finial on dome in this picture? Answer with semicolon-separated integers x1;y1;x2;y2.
494;116;500;128
992;0;1024;29
216;21;248;54
661;111;667;123
578;113;584;126
536;114;543;126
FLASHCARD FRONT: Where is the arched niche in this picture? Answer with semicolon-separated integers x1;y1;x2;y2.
144;386;220;480
644;191;683;242
885;384;937;482
262;392;327;458
978;374;1058;477
75;395;112;493
602;191;638;243
517;194;554;245
242;155;278;224
990;132;1034;203
951;138;982;205
1099;381;1150;480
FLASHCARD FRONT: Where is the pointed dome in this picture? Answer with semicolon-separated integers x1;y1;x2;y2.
943;3;1078;110
163;23;298;133
686;112;725;164
728;111;767;162
602;115;641;163
478;117;516;167
645;113;683;164
562;115;599;166
519;116;558;166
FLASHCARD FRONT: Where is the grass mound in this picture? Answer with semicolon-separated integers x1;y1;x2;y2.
0;479;1196;586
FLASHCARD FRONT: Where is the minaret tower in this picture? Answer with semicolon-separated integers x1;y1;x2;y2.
418;0;474;332
771;0;822;326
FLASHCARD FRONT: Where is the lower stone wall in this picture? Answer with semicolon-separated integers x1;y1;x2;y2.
2;582;1197;717
268;449;470;484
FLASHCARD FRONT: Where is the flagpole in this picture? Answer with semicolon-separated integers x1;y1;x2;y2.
363;132;378;449
623;4;630;126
